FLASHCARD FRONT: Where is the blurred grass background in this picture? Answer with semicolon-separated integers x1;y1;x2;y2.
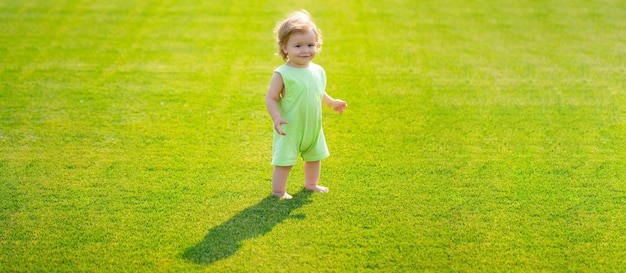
1;0;625;271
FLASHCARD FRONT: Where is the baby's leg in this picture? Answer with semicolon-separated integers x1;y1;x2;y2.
304;161;329;193
272;165;293;199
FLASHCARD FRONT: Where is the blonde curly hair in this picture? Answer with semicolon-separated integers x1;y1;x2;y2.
274;10;323;61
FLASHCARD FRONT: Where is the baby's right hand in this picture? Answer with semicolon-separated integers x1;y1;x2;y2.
273;118;288;135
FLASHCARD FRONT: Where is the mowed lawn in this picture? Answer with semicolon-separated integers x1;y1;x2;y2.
1;0;625;272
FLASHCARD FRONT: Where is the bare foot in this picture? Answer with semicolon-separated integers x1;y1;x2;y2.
304;185;329;193
272;192;293;199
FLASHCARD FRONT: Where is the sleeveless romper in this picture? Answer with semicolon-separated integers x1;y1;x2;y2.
271;63;329;166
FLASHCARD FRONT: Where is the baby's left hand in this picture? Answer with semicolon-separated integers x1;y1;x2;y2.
333;99;347;114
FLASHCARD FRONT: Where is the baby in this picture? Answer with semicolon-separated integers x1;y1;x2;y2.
265;10;347;199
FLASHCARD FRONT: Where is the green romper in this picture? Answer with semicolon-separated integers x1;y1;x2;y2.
272;63;329;166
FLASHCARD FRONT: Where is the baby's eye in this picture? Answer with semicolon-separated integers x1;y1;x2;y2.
295;45;301;48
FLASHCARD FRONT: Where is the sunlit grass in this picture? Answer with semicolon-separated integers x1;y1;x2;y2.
1;0;625;271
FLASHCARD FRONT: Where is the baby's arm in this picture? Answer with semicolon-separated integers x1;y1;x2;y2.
266;72;288;135
322;93;347;114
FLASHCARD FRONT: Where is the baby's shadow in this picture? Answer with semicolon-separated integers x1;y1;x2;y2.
181;190;312;265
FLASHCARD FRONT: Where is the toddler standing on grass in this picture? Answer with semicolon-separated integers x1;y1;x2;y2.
266;10;347;199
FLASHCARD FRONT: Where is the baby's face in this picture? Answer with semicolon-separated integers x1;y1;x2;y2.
282;30;318;68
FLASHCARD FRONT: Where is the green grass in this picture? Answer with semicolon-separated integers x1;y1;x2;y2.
1;0;625;271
